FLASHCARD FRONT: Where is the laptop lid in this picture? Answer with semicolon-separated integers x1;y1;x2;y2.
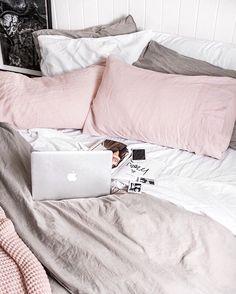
31;151;112;201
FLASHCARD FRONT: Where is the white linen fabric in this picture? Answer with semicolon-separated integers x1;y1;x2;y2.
38;31;155;76
19;128;236;235
153;33;236;71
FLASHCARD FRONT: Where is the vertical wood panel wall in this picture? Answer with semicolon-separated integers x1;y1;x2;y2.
50;0;236;44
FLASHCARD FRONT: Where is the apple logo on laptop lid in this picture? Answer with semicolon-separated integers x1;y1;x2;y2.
67;171;77;182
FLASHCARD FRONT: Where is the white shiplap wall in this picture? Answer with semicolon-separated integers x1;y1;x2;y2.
51;0;236;44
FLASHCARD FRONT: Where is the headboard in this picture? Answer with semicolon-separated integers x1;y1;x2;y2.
51;0;236;44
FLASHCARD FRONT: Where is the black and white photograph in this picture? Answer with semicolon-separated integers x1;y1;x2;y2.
128;182;142;194
0;0;51;75
137;177;155;185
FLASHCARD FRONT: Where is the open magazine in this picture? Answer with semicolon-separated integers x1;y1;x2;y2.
88;139;157;194
89;139;130;168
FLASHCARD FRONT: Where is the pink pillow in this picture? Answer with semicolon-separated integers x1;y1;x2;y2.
84;57;236;159
0;65;104;129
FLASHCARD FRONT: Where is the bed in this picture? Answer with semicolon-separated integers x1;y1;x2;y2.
1;1;236;293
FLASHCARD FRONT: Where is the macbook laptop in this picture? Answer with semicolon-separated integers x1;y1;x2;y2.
31;151;112;201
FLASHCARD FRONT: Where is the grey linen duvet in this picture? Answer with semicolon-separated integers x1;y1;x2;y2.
0;123;236;294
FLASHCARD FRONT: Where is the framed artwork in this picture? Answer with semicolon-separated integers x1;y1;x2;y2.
0;0;52;76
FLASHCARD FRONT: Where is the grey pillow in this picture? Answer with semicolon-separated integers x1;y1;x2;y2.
134;41;236;150
33;15;137;59
134;40;236;78
230;128;236;150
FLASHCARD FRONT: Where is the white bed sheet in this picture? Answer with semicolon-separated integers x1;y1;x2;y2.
19;128;236;235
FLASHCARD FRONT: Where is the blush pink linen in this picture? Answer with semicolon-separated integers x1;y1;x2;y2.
0;65;103;129
84;57;236;159
0;206;51;294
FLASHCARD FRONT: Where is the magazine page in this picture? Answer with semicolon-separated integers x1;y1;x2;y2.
89;139;131;169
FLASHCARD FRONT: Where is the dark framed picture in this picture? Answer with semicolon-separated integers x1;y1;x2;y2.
0;0;52;76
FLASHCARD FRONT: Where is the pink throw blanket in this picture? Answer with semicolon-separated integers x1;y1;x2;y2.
0;206;51;294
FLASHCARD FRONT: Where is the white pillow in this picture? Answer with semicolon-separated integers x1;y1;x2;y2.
153;33;236;71
39;30;155;76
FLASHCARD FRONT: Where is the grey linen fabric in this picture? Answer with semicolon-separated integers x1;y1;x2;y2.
230;130;236;149
0;123;236;294
134;40;236;150
33;15;137;59
134;40;236;78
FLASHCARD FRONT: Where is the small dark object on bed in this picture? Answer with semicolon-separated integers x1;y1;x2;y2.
132;149;146;161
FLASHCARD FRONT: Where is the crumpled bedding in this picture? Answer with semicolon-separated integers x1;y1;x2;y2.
1;123;236;294
19;127;236;235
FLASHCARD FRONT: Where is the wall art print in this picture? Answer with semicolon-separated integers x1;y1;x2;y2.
0;0;52;76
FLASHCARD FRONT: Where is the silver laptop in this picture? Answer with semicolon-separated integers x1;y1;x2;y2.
31;151;112;201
